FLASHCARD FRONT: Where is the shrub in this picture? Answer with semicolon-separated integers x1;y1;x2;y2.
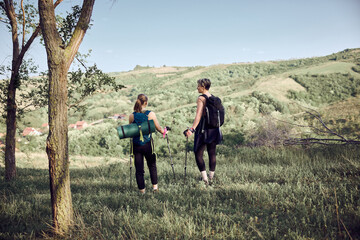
247;117;292;147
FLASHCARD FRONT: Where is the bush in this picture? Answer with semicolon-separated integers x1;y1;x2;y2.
247;117;292;147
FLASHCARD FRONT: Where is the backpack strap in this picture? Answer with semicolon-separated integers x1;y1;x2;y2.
144;111;152;134
120;125;126;138
200;94;208;102
197;95;207;133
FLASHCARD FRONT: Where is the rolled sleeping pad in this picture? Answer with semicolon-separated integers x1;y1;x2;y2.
117;120;156;139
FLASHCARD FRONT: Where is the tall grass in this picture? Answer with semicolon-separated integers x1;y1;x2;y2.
1;145;359;239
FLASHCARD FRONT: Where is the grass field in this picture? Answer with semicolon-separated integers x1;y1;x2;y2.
1;145;359;239
1;49;360;239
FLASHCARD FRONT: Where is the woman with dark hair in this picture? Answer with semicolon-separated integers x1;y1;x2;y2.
184;78;223;185
129;94;167;193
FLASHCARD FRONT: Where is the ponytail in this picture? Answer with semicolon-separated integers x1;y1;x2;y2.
133;94;148;112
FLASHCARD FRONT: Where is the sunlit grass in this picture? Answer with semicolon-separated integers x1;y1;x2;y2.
1;145;359;239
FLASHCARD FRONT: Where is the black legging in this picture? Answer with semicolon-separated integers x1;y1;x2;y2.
133;141;157;190
195;141;217;172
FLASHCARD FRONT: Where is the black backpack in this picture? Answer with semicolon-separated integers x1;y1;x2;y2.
202;94;225;128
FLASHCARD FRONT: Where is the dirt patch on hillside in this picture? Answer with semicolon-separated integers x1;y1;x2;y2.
223;75;305;101
256;76;306;102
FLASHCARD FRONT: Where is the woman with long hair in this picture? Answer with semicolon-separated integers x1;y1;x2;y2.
129;94;167;193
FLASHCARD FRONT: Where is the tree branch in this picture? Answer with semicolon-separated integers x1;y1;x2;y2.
271;117;333;135
39;0;64;60
75;55;88;70
16;0;63;71
21;0;25;48
3;0;20;67
272;103;359;146
54;0;63;8
304;109;348;141
65;0;95;69
284;138;360;146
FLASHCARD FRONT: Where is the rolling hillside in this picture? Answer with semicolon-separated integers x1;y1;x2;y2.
1;48;360;165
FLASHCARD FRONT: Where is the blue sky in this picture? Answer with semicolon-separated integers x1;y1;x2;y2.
1;0;360;74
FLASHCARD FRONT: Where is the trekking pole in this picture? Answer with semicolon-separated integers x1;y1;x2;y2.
183;128;189;183
129;139;132;188
165;127;175;180
184;136;188;183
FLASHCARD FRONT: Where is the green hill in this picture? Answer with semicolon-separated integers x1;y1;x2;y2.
1;48;360;163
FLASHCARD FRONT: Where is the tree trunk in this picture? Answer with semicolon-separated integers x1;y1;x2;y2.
4;74;17;180
38;0;73;234
3;0;20;181
46;58;73;234
39;0;95;234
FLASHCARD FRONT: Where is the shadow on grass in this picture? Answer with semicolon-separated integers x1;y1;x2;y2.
1;144;360;239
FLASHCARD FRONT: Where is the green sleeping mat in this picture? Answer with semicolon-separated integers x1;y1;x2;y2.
117;120;156;139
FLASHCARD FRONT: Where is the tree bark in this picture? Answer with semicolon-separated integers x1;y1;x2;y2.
4;0;20;181
38;0;95;234
5;74;18;180
47;59;73;234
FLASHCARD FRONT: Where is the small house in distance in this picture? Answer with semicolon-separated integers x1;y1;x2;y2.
68;121;89;130
75;121;88;130
22;127;42;137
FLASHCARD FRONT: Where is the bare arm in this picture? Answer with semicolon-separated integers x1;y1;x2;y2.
148;112;165;134
186;96;205;137
128;114;134;124
191;96;205;129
